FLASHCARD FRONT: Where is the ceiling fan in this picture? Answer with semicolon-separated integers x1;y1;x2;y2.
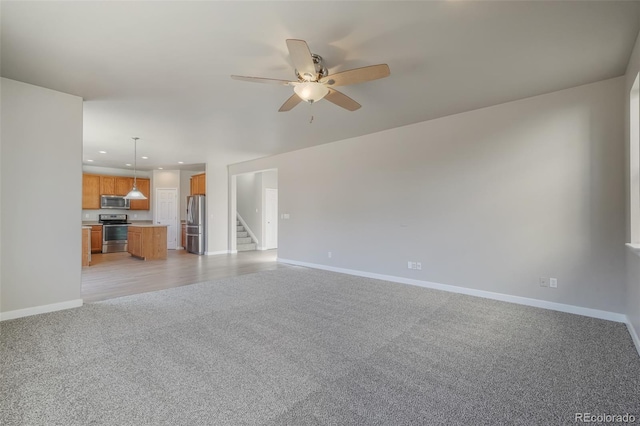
231;39;390;112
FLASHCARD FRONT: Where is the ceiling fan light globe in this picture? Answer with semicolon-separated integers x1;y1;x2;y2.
294;82;329;103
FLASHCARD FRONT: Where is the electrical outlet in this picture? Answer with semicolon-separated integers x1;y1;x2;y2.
539;277;549;287
550;278;557;288
328;251;332;258
416;262;422;270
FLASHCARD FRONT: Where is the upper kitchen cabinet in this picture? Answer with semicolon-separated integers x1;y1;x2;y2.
190;173;206;195
101;176;132;196
100;176;115;195
82;174;101;209
82;173;151;210
130;178;150;210
115;177;133;196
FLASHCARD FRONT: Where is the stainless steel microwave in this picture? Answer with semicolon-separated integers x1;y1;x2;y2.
100;195;130;209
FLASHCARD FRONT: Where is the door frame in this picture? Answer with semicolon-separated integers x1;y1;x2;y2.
264;188;278;249
229;169;278;253
154;187;178;250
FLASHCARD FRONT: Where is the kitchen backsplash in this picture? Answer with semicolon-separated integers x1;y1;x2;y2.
82;209;153;221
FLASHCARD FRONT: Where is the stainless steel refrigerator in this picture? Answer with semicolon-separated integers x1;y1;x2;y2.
186;195;206;255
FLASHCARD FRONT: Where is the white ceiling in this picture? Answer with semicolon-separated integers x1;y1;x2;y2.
2;1;639;171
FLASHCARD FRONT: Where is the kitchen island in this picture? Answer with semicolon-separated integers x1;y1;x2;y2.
127;224;168;260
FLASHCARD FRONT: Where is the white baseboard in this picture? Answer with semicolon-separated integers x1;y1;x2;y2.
206;250;229;256
626;320;640;357
0;299;83;321
229;250;238;254
277;258;627;324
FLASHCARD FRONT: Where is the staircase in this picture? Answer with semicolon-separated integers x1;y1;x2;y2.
236;220;257;252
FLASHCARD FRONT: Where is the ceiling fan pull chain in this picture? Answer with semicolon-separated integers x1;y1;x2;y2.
309;115;314;124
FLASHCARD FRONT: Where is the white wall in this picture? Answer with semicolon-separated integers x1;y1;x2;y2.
230;77;625;314
152;169;180;192
624;29;640;343
1;78;83;316
206;164;229;255
179;170;202;221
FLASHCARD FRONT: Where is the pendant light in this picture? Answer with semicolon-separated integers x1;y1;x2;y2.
124;137;147;200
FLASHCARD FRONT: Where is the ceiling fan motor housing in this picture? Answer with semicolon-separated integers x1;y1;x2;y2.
295;53;328;82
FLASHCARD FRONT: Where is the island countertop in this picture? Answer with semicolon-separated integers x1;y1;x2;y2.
128;224;169;228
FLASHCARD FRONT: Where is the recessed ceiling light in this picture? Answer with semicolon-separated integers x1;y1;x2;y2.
86;159;94;162
158;167;163;170
125;163;132;167
178;161;184;164
141;156;148;159
99;150;107;154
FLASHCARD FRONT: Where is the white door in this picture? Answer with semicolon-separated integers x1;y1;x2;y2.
265;188;278;249
156;188;178;250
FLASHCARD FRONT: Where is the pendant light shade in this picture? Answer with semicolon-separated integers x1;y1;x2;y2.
124;137;147;200
124;186;146;200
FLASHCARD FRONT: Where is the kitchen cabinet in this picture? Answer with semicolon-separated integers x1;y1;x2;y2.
102;176;133;196
82;173;151;210
82;174;101;209
115;177;133;196
130;178;150;210
190;173;206;195
82;227;91;266
90;225;103;253
100;176;116;195
127;225;167;260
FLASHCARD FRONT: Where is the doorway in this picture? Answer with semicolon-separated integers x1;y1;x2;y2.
231;169;278;252
265;188;278;249
156;188;178;250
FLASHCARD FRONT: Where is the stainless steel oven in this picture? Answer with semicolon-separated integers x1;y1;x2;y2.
99;214;130;253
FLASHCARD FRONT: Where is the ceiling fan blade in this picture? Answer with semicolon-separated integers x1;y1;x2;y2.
286;39;316;81
278;93;303;112
320;64;390;87
324;88;361;111
231;75;294;86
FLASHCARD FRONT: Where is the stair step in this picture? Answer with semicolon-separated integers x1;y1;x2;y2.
237;243;256;252
237;225;244;231
237;231;248;238
237;237;252;244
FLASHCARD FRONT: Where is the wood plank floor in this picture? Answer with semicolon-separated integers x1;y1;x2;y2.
81;249;292;303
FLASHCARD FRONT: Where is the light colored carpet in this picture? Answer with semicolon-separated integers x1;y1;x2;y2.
1;268;639;425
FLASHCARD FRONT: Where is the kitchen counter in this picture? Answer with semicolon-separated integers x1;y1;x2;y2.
82;221;154;225
128;224;169;228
